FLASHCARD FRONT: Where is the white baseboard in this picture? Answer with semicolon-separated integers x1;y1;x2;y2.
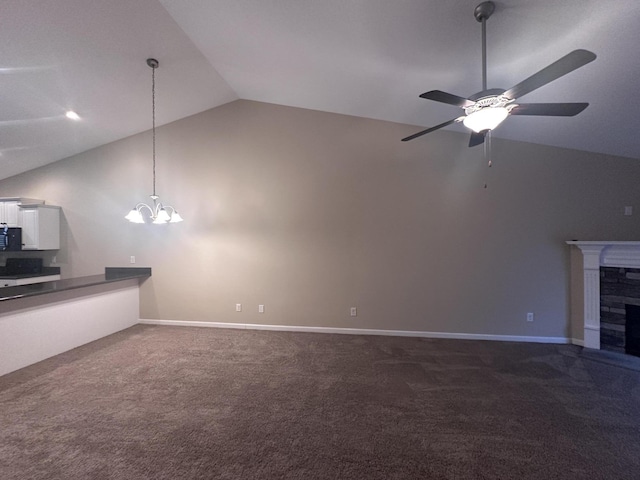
138;319;575;345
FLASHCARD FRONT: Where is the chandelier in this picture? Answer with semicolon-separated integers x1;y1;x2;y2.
125;58;183;224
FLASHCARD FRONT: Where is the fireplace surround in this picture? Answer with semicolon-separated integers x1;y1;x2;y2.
568;241;640;352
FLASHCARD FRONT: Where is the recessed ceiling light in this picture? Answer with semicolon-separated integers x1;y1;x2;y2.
65;110;81;121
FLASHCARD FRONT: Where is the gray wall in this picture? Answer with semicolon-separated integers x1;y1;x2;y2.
1;100;639;339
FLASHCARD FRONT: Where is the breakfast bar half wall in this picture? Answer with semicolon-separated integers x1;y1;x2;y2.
0;267;151;377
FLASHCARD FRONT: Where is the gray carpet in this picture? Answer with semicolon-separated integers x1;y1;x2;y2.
1;325;639;479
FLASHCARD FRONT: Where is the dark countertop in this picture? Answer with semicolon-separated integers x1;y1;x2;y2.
0;267;151;302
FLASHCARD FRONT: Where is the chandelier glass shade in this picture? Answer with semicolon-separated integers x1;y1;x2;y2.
125;196;183;224
126;58;183;224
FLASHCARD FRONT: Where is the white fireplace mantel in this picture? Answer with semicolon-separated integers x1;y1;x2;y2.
567;241;640;349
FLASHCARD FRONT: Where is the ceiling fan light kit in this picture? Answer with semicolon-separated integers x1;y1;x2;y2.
463;107;508;133
402;1;596;146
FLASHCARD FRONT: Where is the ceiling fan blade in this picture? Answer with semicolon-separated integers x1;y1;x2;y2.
510;103;589;116
402;117;461;142
420;90;476;108
468;131;486;147
503;50;596;100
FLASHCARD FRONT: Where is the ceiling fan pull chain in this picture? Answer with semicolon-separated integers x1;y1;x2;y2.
484;130;492;166
483;131;492;189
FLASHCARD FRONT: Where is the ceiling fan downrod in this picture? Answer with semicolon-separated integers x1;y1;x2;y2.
474;1;495;92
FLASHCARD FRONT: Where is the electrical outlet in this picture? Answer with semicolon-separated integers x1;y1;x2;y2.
527;312;534;322
235;304;242;312
625;206;633;216
258;304;265;313
350;307;357;317
130;256;135;264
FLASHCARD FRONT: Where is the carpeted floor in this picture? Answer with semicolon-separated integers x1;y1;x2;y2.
1;325;639;479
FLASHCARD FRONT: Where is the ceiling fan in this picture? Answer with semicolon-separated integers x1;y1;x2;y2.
402;1;596;146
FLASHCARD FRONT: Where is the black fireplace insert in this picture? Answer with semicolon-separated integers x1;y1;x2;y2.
624;304;640;358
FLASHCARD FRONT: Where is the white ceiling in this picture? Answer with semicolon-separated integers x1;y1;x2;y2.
2;0;639;181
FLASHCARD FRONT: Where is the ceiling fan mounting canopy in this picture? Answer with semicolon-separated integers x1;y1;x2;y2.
474;1;495;22
402;2;596;146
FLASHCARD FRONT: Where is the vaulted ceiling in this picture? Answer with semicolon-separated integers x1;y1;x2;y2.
1;0;639;181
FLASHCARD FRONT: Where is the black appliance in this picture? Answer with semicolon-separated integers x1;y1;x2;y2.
1;225;22;251
5;257;43;275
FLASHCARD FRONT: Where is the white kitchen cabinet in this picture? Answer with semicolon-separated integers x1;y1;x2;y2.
0;201;20;226
19;205;61;250
0;198;44;227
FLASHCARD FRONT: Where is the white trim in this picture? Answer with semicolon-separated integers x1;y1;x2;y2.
584;325;601;350
138;319;573;345
567;241;640;268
